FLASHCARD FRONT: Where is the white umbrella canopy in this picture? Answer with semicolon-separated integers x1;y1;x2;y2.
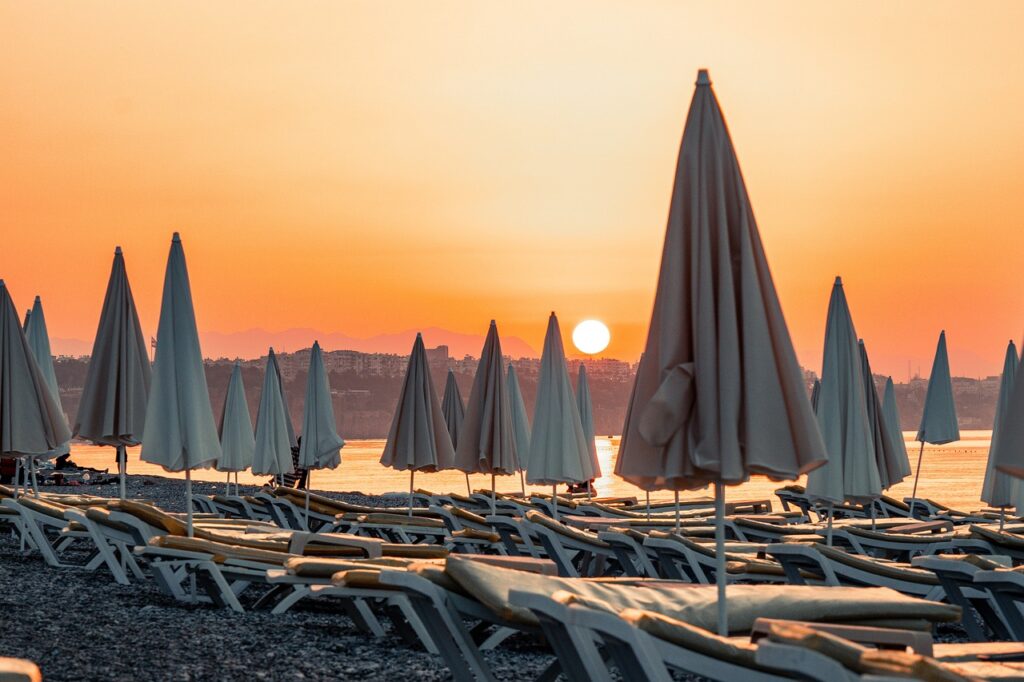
507;363;532;464
23;296;70;458
380;334;455;509
806;279;881;507
217;361;255;473
252;349;296;477
994;345;1024;482
441;369;465;451
0;281;72;495
526;313;595;491
140;233;222;534
453;321;520;479
614;70;826;636
575;363;599;477
74;246;151;499
881;377;910;481
298;341;345;471
981;341;1020;509
909;331;959;514
860;341;909;492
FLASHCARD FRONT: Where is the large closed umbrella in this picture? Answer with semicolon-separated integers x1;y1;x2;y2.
526;313;596;518
981;341;1020;523
24;296;70;460
75;246;151;500
909;331;959;516
507;363;531;494
453;321;519;507
252;348;296;478
806;279;881;541
881;377;909;481
0;281;71;497
217;361;255;495
615;70;826;636
140;233;222;536
298;341;345;522
441;369;468;494
861;341;910;494
576;363;599;497
380;333;455;512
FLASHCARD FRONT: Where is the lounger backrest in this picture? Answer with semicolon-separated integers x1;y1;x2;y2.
524;510;609;547
110;500;187;536
815;545;940;585
620;607;760;667
17;496;70;521
148;535;293;565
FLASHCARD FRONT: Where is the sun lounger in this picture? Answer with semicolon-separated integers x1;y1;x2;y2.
970;566;1024;641
767;543;946;601
522;510;617;577
0;657;42;682
643;530;780;583
597;528;660;577
911;554;1014;641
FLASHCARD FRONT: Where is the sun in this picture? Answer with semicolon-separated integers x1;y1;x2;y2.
572;320;611;355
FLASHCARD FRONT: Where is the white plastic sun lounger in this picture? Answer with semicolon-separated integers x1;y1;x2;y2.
911;554;1014;641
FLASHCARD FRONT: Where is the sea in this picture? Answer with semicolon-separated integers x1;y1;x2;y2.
64;430;996;512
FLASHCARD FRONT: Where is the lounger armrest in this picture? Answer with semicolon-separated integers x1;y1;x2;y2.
135;545;215;561
753;641;860;682
291;532;384;558
750;618;933;656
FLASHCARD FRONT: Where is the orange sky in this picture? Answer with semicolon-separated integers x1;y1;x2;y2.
2;2;1022;378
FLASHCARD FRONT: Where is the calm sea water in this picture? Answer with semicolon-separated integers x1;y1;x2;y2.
65;430;996;511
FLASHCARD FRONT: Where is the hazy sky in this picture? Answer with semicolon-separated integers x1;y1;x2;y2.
2;2;1022;377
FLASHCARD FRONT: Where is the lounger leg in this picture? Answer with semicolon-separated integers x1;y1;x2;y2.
985;587;1024;640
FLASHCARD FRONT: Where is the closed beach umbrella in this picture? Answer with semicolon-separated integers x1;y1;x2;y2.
0;281;71;496
615;70;826;635
993;346;1024;485
526;313;595;516
380;333;455;511
24;296;70;459
140;233;223;535
441;369;465;450
453;321;519;505
575;363;600;492
909;331;959;516
298;341;345;521
861;342;910;492
806;280;881;535
981;341;1020;517
881;377;910;483
217;361;255;493
75;246;151;500
507;363;531;493
252;348;296;478
810;379;821;413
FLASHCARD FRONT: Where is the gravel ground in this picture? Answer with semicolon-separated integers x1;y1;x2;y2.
0;474;972;680
0;474;558;681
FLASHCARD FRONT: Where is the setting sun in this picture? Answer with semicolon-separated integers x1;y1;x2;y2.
572;319;611;355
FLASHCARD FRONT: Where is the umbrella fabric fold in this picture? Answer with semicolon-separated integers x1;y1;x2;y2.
217;361;255;473
909;331;959;513
994;344;1024;480
140;234;222;474
507;363;532;462
252;349;295;476
526;313;595;486
861;341;908;491
453;321;519;476
380;333;455;473
575;363;600;477
23;296;70;458
805;279;880;506
75;246;151;448
441;369;465;451
298;341;344;471
616;70;825;493
810;379;821;413
0;281;72;466
981;341;1020;508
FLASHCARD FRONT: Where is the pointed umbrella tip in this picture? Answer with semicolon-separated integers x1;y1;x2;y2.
696;69;711;85
834;275;842;285
172;232;181;242
114;246;122;254
489;319;496;325
416;332;422;338
34;295;41;302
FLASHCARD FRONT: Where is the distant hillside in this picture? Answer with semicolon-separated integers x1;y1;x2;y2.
52;353;1000;440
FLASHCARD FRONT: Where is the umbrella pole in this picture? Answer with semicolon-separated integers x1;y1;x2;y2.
674;491;680;532
491;474;496;514
305;470;312;531
226;471;231;496
646;491;650;521
30;457;39;498
185;469;194;538
871;502;877;531
519;470;526;497
118;444;127;501
586;479;592;501
910;441;925;518
409;471;414;517
827;503;834;546
465;473;472;497
1001;507;1006;532
552;485;558;522
714;481;727;637
13;458;21;499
